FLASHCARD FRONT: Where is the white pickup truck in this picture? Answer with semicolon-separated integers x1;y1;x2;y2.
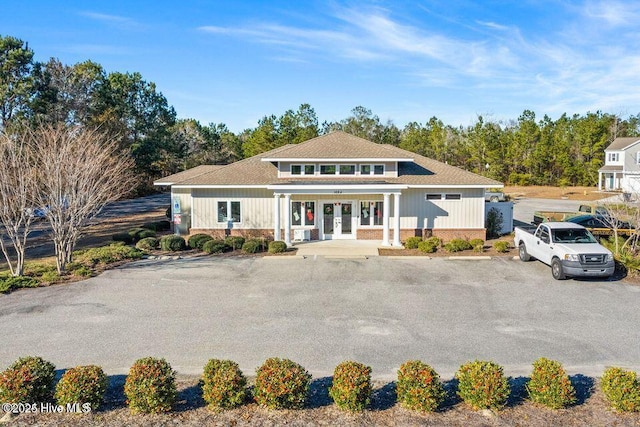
514;222;615;280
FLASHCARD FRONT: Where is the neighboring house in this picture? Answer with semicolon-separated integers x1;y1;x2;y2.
598;137;640;192
155;131;503;246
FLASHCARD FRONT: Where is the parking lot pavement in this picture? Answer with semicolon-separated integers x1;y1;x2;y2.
2;256;639;380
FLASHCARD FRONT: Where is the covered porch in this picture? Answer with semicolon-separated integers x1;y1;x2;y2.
269;184;408;247
598;165;623;191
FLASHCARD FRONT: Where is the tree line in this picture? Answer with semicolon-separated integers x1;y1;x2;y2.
2;34;640;192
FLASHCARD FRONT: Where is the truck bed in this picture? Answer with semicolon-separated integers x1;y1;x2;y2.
515;225;537;235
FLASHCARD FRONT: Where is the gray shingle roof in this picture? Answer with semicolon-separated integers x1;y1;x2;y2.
605;137;640;151
153;165;225;185
165;131;502;187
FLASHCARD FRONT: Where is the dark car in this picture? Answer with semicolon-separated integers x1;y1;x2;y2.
566;214;634;237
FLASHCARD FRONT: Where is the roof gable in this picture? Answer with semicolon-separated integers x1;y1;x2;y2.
605;137;640;151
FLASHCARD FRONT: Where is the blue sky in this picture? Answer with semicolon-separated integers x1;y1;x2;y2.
2;0;639;132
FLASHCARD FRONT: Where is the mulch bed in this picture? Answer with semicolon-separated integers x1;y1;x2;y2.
6;376;639;426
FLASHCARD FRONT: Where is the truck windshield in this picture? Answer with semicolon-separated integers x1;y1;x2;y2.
551;228;598;243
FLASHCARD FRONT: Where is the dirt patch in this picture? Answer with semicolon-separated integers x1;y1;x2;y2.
504;185;614;201
6;376;639;426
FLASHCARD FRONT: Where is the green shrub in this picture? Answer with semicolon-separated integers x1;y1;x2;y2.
242;239;264;254
202;359;247;410
397;360;446;412
71;265;93;277
601;367;640;412
254;358;311;409
493;241;510;253
268;241;287;254
418;241;438;253
136;237;159;251
55;365;108;410
142;221;171;231
526;357;576;409
486;207;504;239
329;361;372;412
112;232;134;244
74;243;144;266
404;237;423;249
425;236;442;247
225;236;246;250
124;357;177;414
0;276;39;293
203;239;231;254
188;233;213;250
40;271;61;283
443;238;473;253
455;360;510;411
470;238;485;252
159;235;186;252
128;228;156;241
0;356;56;403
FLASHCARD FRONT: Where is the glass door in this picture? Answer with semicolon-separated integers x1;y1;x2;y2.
323;203;334;238
341;203;352;234
320;201;355;240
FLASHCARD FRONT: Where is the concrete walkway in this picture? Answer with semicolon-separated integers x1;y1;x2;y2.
292;240;383;257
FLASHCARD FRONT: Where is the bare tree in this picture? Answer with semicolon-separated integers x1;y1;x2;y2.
0;130;37;275
27;122;135;273
600;200;639;255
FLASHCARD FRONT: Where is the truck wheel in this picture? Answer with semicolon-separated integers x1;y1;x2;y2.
519;243;531;262
551;258;566;280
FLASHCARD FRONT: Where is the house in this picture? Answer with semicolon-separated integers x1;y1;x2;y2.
598;137;640;192
155;131;503;246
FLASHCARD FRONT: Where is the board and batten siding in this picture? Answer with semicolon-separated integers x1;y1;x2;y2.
191;188;275;229
399;188;485;229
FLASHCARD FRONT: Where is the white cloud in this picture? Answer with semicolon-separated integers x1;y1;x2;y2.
583;0;640;27
79;11;146;30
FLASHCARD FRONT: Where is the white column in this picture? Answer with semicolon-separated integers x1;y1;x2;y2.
273;193;281;241
393;192;401;246
598;171;602;191
284;194;292;246
382;193;391;246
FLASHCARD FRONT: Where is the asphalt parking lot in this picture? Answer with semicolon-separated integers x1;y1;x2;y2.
2;256;639;380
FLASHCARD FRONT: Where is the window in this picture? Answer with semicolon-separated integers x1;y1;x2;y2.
360;201;383;226
320;165;336;175
445;194;461;200
340;164;355;175
426;194;442;200
291;164;315;175
291;201;315;226
360;164;385;175
217;201;241;223
608;152;619;162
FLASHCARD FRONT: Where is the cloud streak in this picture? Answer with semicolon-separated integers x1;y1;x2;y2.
79;11;146;30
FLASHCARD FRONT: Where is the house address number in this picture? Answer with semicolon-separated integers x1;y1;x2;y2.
334;190;343;194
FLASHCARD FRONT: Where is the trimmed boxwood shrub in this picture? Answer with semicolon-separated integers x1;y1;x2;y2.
242;239;264;254
159;235;186;251
142;221;171;232
124;357;177;414
128;228;156;241
455;360;510;411
136;237;159;251
418;240;438;253
254;358;311;409
601;367;640;412
404;236;423;250
0;356;56;403
493;241;510;253
329;361;372;412
203;239;231;254
112;232;134;244
55;365;108;410
396;360;446;412
0;276;39;294
225;236;246;250
202;359;247;410
188;233;213;250
444;238;473;253
268;241;287;254
526;357;576;409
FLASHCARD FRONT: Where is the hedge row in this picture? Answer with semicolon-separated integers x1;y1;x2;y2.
133;233;284;256
1;356;639;414
403;237;512;254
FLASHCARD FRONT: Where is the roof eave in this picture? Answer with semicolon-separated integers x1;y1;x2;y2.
260;157;414;162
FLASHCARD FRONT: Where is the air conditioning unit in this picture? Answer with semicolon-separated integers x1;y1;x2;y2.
293;229;310;241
